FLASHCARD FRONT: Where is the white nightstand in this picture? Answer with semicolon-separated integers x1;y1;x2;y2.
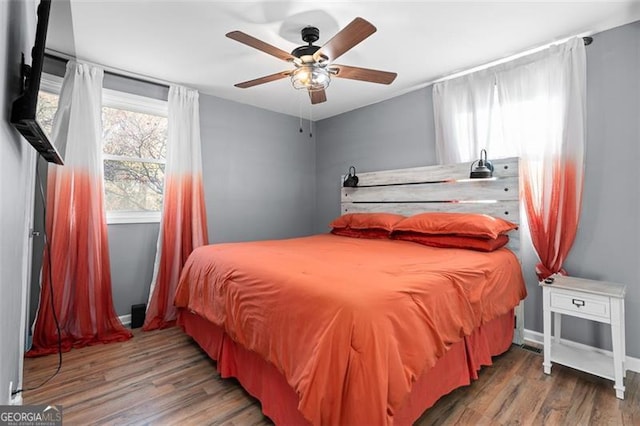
541;274;627;399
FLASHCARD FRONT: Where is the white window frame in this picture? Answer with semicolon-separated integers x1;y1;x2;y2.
39;73;168;225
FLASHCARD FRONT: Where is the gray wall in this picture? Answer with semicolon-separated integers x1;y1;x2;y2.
559;21;640;356
315;87;437;234
200;94;316;243
315;22;640;359
107;224;159;315
0;0;37;403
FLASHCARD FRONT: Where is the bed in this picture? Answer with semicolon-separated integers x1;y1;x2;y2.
175;157;527;425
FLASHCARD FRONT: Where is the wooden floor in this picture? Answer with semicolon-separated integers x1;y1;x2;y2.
23;327;639;425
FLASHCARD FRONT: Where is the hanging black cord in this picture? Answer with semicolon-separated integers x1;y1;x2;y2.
12;162;62;396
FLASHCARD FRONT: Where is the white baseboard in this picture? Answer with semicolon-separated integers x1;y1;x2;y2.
10;394;23;406
524;328;640;373
119;314;131;327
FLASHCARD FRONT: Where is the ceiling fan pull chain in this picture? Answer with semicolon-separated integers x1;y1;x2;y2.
299;92;304;133
309;102;313;138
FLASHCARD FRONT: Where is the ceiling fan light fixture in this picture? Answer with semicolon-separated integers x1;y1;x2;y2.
291;65;330;91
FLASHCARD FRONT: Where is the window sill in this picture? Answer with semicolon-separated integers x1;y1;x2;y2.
107;211;161;225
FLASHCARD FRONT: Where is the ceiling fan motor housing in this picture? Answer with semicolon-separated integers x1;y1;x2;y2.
301;26;319;44
291;26;322;59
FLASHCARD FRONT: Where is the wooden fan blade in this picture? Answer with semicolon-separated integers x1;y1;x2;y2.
332;64;397;85
234;71;291;88
309;89;327;104
313;17;376;62
226;31;295;62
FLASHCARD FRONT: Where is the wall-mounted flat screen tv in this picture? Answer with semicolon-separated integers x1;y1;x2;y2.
11;0;63;165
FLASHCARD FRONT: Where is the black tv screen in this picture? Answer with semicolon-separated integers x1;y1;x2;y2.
11;0;63;165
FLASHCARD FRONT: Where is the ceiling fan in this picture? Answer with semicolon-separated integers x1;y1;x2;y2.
226;17;397;105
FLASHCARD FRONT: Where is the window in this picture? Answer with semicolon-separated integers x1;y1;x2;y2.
101;93;167;223
37;74;168;224
450;84;562;164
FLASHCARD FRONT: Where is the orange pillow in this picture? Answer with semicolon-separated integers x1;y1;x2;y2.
330;213;406;231
393;232;509;252
331;228;390;239
392;212;518;239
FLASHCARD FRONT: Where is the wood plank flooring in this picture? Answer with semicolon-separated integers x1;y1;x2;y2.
23;327;639;425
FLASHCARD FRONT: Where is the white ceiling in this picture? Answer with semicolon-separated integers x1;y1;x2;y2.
47;1;640;121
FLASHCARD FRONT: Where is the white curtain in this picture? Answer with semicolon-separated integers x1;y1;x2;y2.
432;37;586;279
144;85;209;330
433;71;496;164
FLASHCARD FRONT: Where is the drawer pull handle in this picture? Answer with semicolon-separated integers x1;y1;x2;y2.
572;299;585;308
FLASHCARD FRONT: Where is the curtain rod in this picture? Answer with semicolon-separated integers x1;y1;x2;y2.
411;34;594;91
44;49;172;89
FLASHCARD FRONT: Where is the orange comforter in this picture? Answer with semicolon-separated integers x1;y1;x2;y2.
174;234;526;425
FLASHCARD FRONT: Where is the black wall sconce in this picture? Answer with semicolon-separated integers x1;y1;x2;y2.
470;149;494;179
343;166;359;187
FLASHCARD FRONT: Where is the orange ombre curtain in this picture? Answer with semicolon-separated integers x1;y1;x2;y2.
496;37;586;280
28;61;131;357
433;38;586;280
143;86;208;331
521;161;583;280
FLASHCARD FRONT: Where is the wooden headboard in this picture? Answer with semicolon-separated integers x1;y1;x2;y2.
340;157;524;343
341;157;521;252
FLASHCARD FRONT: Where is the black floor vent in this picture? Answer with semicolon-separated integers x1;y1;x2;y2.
520;344;543;354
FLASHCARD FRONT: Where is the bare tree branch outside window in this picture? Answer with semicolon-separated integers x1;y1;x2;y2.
36;91;58;138
102;107;167;212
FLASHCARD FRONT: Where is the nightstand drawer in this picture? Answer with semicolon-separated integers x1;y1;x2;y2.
550;291;610;319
